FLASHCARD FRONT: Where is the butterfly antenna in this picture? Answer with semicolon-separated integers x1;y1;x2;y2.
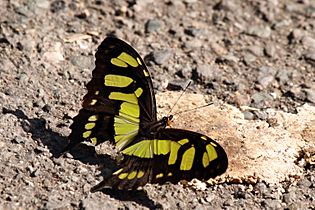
167;80;192;116
172;102;213;116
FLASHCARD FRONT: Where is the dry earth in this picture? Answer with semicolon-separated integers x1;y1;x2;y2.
0;0;315;209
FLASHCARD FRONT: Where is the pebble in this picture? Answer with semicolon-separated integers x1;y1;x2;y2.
36;0;50;9
151;50;172;65
184;39;203;49
243;52;257;65
253;110;268;120
297;178;312;188
247;45;264;57
184;27;204;37
288;29;305;44
74;165;89;175
254;182;268;195
283;191;297;204
257;66;276;75
192;64;221;84
42;104;52;113
247;26;271;38
264;43;276;58
30;169;41;177
167;79;189;91
12;136;26;144
257;75;274;89
217;54;239;64
262;199;282;209
302;36;315;49
251;92;273;108
276;69;291;85
210;42;228;56
243;111;255;120
304;50;315;66
70;55;93;69
145;19;162;33
43;51;64;63
303;88;315;103
50;0;66;13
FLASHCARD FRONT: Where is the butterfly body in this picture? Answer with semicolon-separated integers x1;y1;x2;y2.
63;37;228;190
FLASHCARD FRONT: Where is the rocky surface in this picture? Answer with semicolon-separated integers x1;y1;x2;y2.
0;0;314;209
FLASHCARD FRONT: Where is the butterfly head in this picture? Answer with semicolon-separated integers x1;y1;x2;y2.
161;115;173;127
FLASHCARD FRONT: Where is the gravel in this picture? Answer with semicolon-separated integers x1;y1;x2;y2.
0;0;314;209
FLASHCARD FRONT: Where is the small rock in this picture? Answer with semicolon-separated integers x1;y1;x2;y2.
216;54;239;65
145;19;162;33
12;136;25;144
304;50;315;66
303;88;315;103
254;182;268;195
262;199;282;209
210;42;228;56
183;0;197;3
43;51;64;63
257;75;274;89
167;79;190;91
205;194;216;203
184;27;204;37
247;26;271;38
151;50;172;65
283;191;297;204
184;39;203;49
243;53;257;65
297;178;312;188
53;157;65;166
192;64;220;84
253;110;268;120
213;0;238;11
42;104;52;113
18;73;29;84
18;37;36;53
234;190;246;199
36;0;50;9
264;43;276;58
50;0;65;13
247;45;264;57
243;111;255;120
287;29;305;44
257;66;276;75
302;36;315;49
276;69;292;85
251;92;273;108
70;55;93;69
30;169;41;177
74;165;89;175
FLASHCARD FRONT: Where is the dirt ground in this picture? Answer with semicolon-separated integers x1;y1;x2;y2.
0;0;314;209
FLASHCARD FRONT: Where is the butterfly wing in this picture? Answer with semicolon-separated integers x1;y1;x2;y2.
91;128;228;191
62;37;157;153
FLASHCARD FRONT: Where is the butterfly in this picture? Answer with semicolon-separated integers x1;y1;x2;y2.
62;37;228;191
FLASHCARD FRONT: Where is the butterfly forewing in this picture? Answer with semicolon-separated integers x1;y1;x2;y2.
63;37;157;153
91;128;228;191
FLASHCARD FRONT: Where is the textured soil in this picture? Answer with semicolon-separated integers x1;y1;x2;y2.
0;0;314;209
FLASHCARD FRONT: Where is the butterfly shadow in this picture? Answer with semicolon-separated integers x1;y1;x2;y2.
1;107;112;165
3;108;159;208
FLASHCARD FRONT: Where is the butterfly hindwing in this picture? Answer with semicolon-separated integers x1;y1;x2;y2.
63;37;157;153
91;128;228;191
